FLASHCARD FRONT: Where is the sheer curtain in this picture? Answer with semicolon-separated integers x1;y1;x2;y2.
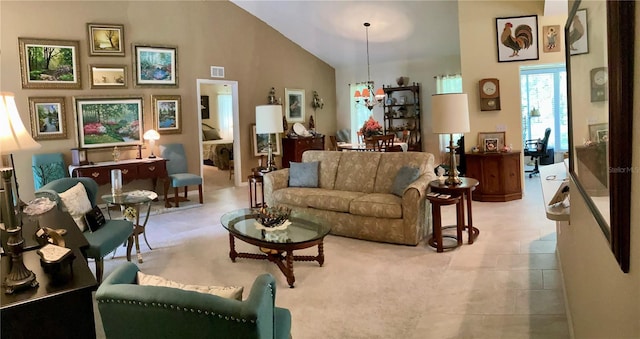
435;74;463;158
217;94;233;140
350;83;371;143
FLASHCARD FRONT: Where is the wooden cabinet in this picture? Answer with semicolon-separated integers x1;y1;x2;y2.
465;152;522;202
281;136;325;168
382;84;421;151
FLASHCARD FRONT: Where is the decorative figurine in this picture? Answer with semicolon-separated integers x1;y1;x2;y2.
308;115;315;130
282;115;288;134
112;146;120;162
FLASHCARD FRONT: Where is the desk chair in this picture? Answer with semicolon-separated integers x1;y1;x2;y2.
35;178;134;283
160;143;204;207
524;128;551;178
32;152;67;190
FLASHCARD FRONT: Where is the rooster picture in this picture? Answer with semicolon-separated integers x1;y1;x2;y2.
568;14;585;51
501;22;534;57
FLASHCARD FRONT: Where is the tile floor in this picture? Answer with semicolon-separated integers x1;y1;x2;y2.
96;170;570;338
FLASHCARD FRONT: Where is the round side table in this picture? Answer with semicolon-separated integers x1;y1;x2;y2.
426;194;464;252
429;177;480;244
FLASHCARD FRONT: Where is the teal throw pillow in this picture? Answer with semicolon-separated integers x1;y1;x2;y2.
289;161;319;188
391;166;420;196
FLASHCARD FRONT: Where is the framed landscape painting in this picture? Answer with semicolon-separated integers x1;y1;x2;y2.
28;96;67;140
87;23;125;56
133;44;178;87
89;64;127;89
252;125;281;156
74;96;143;149
18;38;81;89
152;95;181;134
495;15;539;62
285;88;305;123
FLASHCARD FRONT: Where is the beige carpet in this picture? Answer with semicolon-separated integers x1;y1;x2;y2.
95;182;569;338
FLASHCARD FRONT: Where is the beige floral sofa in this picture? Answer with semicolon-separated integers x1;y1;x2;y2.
263;150;436;245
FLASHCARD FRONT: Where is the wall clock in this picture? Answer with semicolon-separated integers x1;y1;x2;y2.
479;78;501;111
590;67;608;102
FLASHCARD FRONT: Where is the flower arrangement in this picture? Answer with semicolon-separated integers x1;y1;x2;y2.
255;205;291;228
360;116;383;138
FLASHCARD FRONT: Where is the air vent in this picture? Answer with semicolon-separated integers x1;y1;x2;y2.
210;66;225;78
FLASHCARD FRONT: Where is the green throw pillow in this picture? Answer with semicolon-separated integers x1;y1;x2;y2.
289;161;319;188
391;166;420;196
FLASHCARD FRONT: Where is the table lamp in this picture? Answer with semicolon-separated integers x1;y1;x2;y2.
431;93;470;185
0;92;41;293
256;105;284;172
143;129;160;158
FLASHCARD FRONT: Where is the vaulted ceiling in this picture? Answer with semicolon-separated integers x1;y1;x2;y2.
230;1;462;69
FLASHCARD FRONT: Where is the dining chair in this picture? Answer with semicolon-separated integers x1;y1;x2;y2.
371;134;396;151
329;136;338;151
159;143;204;207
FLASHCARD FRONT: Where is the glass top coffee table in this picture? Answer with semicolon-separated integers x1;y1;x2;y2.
221;208;331;288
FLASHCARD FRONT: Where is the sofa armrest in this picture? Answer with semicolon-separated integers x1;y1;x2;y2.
263;168;289;206
404;172;436;198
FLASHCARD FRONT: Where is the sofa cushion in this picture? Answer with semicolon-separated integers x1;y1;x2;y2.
333;152;381;193
272;188;364;213
391;166;421;196
374;152;433;193
289;161;319;188
302;151;343;189
350;193;403;219
137;271;243;300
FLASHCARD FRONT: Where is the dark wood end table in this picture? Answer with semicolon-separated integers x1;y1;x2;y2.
429;177;480;244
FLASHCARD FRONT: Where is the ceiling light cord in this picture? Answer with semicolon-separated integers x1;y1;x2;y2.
365;22;371;86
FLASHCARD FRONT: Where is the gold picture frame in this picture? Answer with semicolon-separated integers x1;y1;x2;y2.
89;64;127;89
18;38;81;89
477;131;505;152
28;96;68;140
87;23;125;56
152;95;182;134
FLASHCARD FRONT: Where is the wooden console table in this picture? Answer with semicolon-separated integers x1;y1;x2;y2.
69;158;170;207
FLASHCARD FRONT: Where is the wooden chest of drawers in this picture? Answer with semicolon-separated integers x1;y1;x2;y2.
281;136;325;168
70;158;168;186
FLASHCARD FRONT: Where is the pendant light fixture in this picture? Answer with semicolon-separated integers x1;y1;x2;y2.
354;22;385;111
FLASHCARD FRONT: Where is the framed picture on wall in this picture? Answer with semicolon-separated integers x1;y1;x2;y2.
18;38;81;89
74;96;143;149
152;95;181;134
87;23;125;56
89;64;127;89
252;124;281;157
285;88;305;123
495;15;539;62
133;44;178;87
201;95;210;119
569;9;589;56
28;96;68;140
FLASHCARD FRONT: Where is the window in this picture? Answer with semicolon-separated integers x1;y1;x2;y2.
217;94;233;140
350;83;372;143
520;65;568;151
435;74;463;158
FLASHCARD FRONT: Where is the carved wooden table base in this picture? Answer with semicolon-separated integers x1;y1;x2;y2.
228;234;325;288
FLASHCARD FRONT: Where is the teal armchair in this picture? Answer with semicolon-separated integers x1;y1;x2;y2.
35;177;133;283
96;262;292;339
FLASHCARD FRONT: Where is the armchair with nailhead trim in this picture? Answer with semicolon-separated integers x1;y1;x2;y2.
96;262;292;339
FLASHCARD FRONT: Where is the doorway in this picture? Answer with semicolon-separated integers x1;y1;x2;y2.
196;79;241;190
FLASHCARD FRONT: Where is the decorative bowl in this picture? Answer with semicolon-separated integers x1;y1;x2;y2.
255;206;291;228
396;76;409;86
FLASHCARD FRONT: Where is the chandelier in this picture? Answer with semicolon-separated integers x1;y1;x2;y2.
354;22;384;111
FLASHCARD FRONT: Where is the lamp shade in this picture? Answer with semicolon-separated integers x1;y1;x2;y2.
431;93;470;134
143;129;160;141
0;92;41;155
255;105;284;134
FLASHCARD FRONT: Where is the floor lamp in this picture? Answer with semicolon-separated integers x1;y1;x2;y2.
256;105;284;172
0;92;42;293
431;93;470;186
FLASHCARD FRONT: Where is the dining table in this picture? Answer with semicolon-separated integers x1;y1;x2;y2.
337;142;408;152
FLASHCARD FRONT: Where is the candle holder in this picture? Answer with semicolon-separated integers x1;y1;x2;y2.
111;169;123;196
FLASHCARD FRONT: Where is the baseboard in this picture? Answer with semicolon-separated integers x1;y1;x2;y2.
555;243;575;339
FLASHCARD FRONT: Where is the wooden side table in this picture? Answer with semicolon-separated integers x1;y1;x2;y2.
429;177;480;244
426;194;464;252
248;174;265;208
